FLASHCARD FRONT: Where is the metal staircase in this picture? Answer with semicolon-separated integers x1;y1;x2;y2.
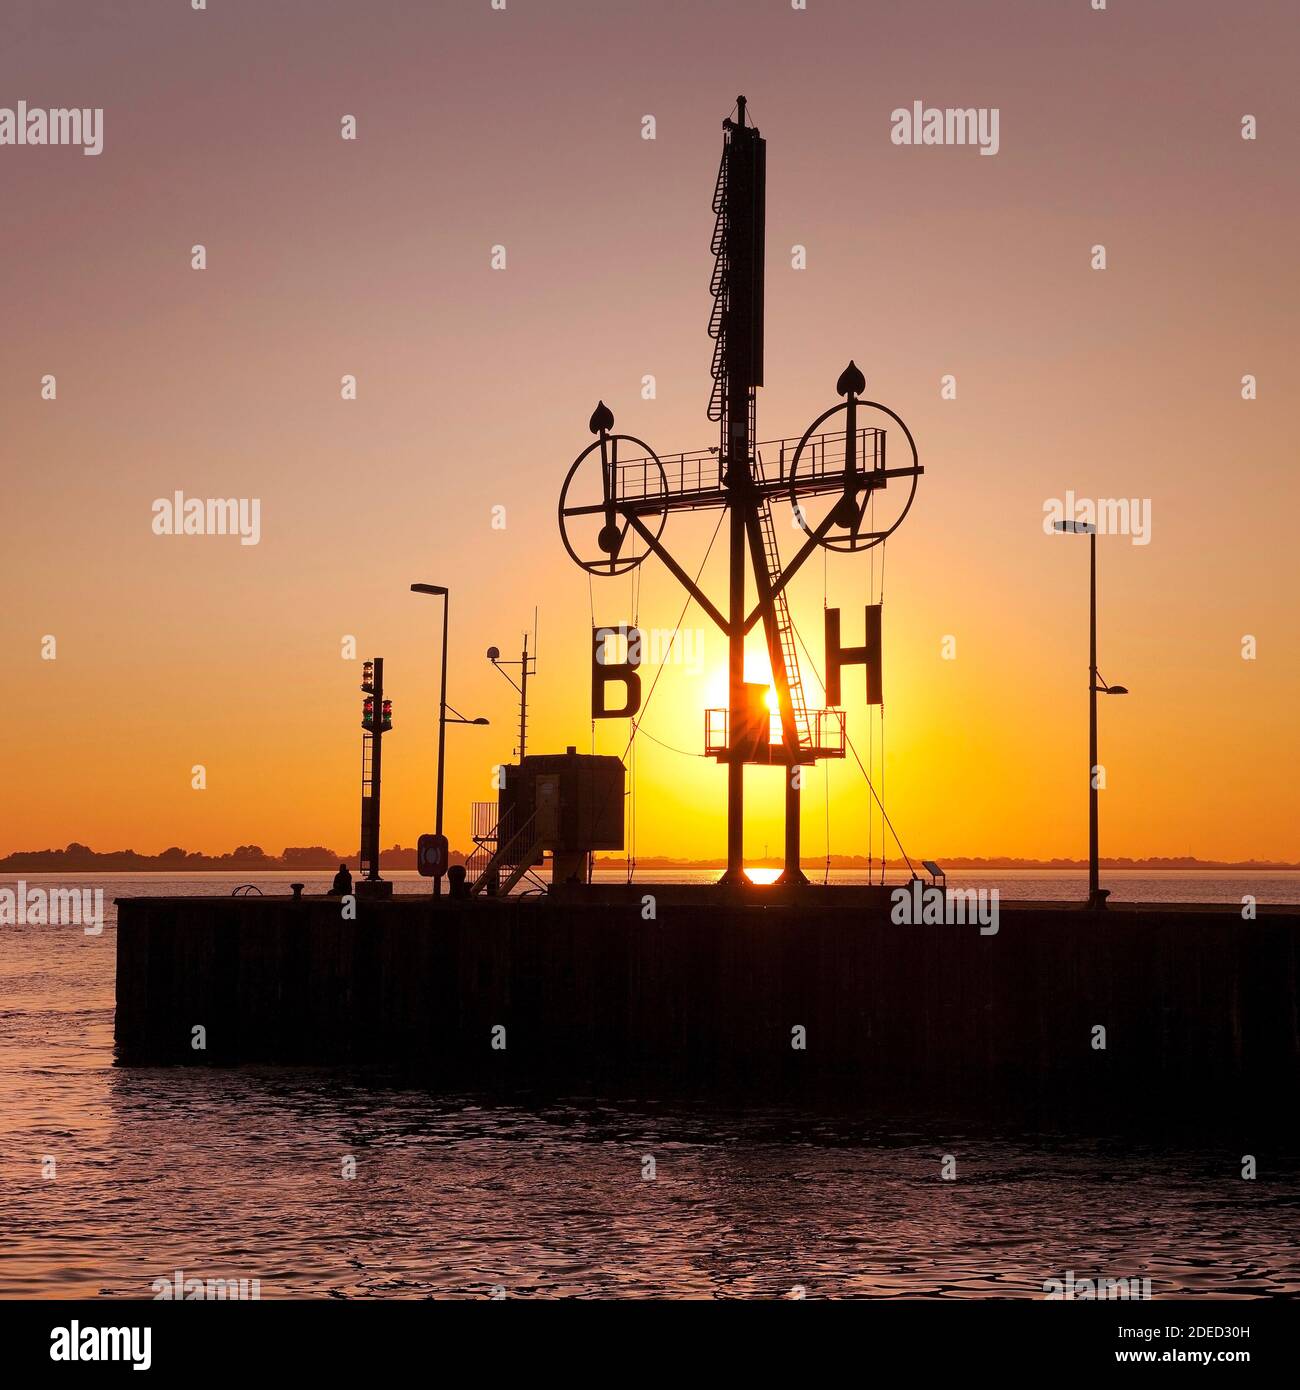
469;808;544;896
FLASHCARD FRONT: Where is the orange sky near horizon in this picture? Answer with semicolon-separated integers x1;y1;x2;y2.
2;0;1297;865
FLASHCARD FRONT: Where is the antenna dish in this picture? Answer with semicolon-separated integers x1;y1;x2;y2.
486;646;500;661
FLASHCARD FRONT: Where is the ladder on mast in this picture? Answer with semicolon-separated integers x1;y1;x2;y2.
358;731;376;877
755;493;811;753
707;150;728;424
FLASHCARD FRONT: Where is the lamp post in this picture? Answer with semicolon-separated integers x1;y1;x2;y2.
1053;521;1129;910
411;584;488;896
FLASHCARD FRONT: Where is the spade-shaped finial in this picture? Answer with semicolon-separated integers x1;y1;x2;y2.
589;400;615;435
836;360;866;398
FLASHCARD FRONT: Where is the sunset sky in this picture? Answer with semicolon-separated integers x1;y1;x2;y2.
2;0;1297;864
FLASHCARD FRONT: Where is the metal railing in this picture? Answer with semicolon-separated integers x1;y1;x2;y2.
471;800;499;842
617;448;723;501
613;426;886;503
770;426;885;486
704;707;846;759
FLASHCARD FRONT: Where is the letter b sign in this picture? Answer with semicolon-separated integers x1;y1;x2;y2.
592;626;642;718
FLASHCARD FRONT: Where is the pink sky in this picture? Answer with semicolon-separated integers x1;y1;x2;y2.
2;0;1297;863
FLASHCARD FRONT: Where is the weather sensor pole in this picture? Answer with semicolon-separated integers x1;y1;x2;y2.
488;615;538;762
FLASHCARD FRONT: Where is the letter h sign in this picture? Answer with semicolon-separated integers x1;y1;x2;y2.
825;606;882;705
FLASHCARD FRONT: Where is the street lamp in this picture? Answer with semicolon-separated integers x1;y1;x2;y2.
410;583;489;896
1053;520;1129;910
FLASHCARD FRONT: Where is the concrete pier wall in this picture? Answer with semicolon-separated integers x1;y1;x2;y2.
114;895;1300;1125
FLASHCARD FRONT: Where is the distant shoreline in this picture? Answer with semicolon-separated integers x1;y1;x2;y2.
2;845;1298;873
0;845;438;874
596;857;1300;871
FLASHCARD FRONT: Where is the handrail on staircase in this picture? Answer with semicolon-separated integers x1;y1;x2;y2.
470;808;540;896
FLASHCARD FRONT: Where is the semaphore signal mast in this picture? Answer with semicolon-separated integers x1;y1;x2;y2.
559;97;923;885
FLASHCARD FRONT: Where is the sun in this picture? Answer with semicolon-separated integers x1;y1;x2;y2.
703;655;777;711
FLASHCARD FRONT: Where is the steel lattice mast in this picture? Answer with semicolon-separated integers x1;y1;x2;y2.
558;97;924;886
717;96;766;882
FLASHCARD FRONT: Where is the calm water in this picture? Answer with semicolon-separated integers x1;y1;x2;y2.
2;872;1297;1299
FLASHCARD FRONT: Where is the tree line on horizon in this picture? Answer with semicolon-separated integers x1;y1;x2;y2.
1;843;1295;872
0;843;469;871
